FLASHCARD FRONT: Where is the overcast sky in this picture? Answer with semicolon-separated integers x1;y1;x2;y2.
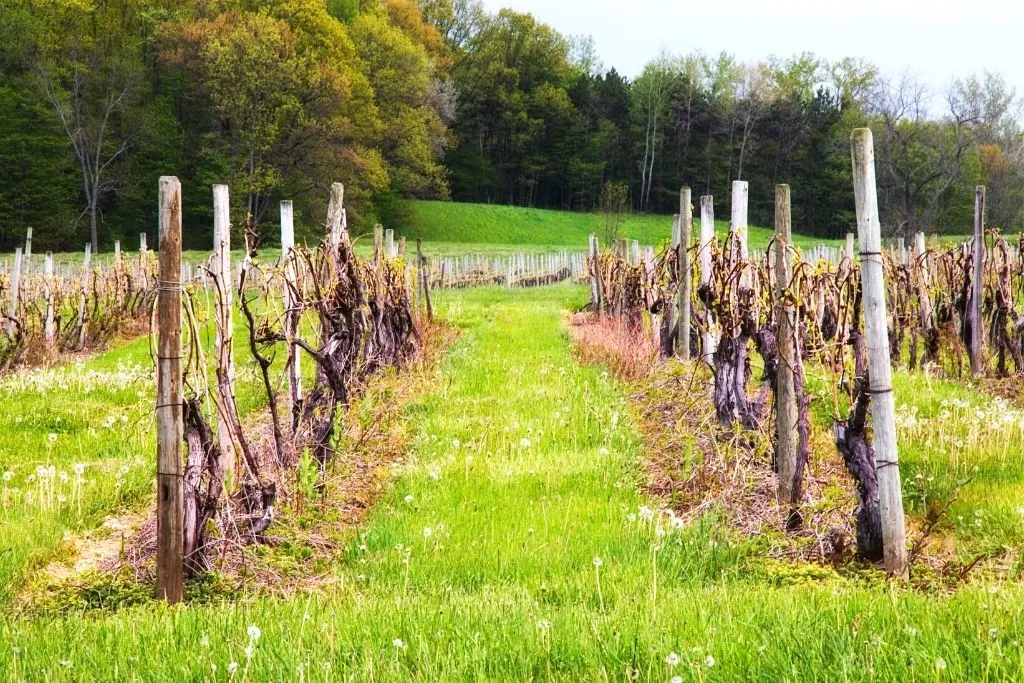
480;0;1023;112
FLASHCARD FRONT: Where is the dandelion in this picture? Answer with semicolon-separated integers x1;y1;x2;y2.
404;494;414;504
47;433;57;443
243;644;254;659
520;438;532;448
247;625;261;641
638;505;653;521
452;439;461;449
705;655;715;667
227;661;239;674
423;526;433;538
592;556;603;568
988;627;999;638
670;677;683;683
2;471;12;482
598;447;609;456
536;619;551;631
74;464;85;475
906;626;919;637
392;638;407;649
935;658;947;671
200;635;210;647
665;652;680;667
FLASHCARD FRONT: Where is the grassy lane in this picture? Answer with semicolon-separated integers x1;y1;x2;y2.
2;285;1024;681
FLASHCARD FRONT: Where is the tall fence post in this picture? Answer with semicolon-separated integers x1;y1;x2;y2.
971;186;986;377
23;228;32;276
281;200;302;422
327;182;345;259
845;232;855;262
588;234;601;314
677;187;692;361
731;180;749;259
6;248;23;336
44;252;54;345
212;184;236;483
156;176;184;603
851;128;908;578
417;238;433;322
774;185;798;518
699;195;716;364
76;244;91;349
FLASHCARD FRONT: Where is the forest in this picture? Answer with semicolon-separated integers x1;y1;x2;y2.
1;0;1023;251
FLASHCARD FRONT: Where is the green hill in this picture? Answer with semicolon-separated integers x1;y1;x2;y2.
396;200;842;252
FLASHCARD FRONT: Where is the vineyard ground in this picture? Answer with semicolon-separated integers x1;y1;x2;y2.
1;284;1023;680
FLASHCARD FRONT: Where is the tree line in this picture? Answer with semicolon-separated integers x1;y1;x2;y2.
1;0;1022;251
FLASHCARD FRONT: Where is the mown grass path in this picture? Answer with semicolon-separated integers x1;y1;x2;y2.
2;284;1023;681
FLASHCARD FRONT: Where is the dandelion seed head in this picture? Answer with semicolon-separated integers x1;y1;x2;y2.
935;658;947;671
705;655;715;667
392;638;406;649
593;556;603;568
247;625;261;641
423;527;433;538
665;652;680;667
2;471;12;482
227;661;239;674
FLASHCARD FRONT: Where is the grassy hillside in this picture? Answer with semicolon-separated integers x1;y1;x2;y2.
398;200;843;251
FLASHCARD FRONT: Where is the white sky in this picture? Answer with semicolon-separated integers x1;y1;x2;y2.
480;0;1024;111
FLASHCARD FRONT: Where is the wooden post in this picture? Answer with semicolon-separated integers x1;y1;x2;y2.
915;232;933;331
384;229;395;259
417;238;432;322
139;232;149;291
23;228;32;276
44;252;54;345
677;187;692;360
77;244;91;349
774;185;798;514
281;200;302;418
971;186;985;377
588;234;601;313
731;181;749;258
6;248;22;336
851;129;908;577
212;184;236;483
846;232;855;261
699;195;716;364
156;176;184;603
326;182;345;259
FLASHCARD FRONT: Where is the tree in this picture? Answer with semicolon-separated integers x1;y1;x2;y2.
632;53;672;209
32;0;154;252
599;180;629;244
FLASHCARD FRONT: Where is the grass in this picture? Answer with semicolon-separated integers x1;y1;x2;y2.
1;284;1023;680
401;200;843;251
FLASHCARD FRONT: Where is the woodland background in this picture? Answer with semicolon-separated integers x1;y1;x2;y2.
1;0;1022;250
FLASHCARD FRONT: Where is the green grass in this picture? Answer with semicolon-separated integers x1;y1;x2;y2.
1;285;1023;680
400;200;843;251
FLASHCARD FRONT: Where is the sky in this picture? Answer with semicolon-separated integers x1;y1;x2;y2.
479;0;1024;113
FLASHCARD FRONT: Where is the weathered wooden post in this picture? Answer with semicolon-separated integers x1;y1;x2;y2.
417;238;433;322
76;244;91;349
699;195;716;364
44;252;54;345
732;181;749;258
971;186;985;377
281;200;302;421
384;229;395;259
677;187;692;361
156;176;184;603
212;184;236;482
588;234;601;313
915;231;933;332
6;248;23;336
23;228;32;276
851;128;908;577
774;185;798;519
326;182;345;261
139;232;149;291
